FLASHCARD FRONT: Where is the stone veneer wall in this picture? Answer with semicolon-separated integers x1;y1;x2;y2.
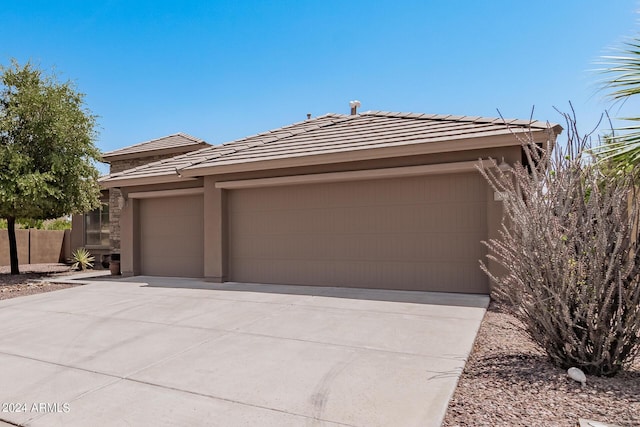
108;154;179;252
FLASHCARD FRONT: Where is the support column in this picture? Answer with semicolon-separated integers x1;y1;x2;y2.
204;176;227;282
485;174;507;293
120;197;140;276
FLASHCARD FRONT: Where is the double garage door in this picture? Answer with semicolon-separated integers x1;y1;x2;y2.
228;172;489;293
136;174;489;292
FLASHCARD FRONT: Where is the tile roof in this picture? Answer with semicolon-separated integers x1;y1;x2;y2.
101;132;209;160
100;111;560;184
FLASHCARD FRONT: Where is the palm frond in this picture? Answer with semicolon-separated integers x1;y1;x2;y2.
600;41;640;100
593;131;640;168
595;36;640;169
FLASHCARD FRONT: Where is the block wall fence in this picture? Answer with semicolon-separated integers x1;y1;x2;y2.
0;229;70;266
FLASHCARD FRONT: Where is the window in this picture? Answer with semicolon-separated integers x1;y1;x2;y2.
85;202;109;247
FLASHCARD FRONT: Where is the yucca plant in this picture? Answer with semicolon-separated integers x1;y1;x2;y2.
70;248;95;271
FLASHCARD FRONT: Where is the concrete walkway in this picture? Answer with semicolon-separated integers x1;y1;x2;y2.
0;277;488;427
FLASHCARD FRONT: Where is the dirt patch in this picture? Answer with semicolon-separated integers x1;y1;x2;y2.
0;263;80;300
443;301;640;427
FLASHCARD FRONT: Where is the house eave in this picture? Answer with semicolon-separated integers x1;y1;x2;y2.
99;174;198;188
101;143;209;163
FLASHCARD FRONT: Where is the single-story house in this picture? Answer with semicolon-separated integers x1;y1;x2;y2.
99;109;561;294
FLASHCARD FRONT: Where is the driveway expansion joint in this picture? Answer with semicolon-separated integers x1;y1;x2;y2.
0;279;487;427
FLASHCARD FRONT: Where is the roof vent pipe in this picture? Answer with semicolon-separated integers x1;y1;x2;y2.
349;100;361;115
306;113;311;120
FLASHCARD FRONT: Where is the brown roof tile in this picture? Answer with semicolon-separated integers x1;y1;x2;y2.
100;111;560;185
101;132;209;160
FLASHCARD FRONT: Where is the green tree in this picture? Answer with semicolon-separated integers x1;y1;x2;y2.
0;60;101;274
597;37;640;169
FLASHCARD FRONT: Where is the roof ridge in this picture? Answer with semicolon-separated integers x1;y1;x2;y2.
360;110;556;129
219;113;350;147
175;132;207;144
173;113;355;172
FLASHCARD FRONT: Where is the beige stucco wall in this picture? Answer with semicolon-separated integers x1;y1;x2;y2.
196;146;522;184
115;144;519;291
70;214;84;254
204;177;227;282
29;229;66;264
0;229;30;266
119;198;140;276
0;229;71;266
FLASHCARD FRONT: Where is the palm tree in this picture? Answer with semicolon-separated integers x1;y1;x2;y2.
597;38;640;170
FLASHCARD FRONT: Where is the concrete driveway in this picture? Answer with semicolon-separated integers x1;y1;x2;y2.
0;277;488;427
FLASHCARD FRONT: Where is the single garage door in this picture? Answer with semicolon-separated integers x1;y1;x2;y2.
228;172;489;293
139;195;204;277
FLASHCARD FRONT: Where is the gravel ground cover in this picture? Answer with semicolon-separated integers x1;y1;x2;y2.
0;263;78;300
443;302;640;427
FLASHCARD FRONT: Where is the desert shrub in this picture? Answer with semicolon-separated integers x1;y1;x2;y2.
0;217;70;230
480;113;640;376
0;219;26;229
18;219;44;229
42;217;71;230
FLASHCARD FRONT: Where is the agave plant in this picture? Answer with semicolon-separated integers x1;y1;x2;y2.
70;248;95;271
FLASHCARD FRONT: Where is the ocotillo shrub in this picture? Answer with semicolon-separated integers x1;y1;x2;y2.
480;113;640;376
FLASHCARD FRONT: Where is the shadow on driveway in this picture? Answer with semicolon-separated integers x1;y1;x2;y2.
100;275;490;308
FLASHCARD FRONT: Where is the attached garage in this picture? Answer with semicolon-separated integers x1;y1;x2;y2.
227;172;489;293
139;194;204;277
102;110;560;294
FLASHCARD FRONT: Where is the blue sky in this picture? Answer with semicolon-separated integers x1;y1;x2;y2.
2;0;640;169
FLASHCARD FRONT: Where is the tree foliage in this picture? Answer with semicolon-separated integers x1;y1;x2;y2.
480;113;640;377
0;217;71;230
0;60;101;273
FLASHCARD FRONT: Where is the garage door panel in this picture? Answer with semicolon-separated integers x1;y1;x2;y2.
424;174;485;203
140;255;203;278
228;173;488;293
141;215;202;238
325;178;427;207
233;231;485;264
230;258;481;292
139;195;204;277
142;202;196;218
231;178;431;211
142;236;203;258
430;233;484;261
244;231;482;260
